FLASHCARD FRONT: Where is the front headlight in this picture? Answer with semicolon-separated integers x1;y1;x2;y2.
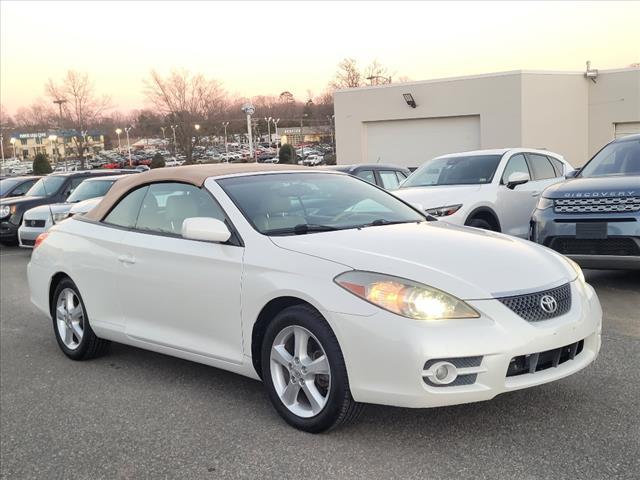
565;257;586;286
51;212;69;224
0;205;10;219
425;204;462;217
536;197;554;210
335;271;480;320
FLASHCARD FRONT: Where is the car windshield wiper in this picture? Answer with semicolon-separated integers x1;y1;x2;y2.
266;224;340;236
360;219;419;228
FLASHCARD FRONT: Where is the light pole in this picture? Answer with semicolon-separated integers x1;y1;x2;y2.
0;134;4;170
327;114;335;152
80;130;88;171
48;135;58;168
160;126;166;141
264;117;272;149
241;103;255;161
124;126;133;167
115;128;122;153
10;137;17;161
272;118;280;157
170;125;178;156
222;121;229;154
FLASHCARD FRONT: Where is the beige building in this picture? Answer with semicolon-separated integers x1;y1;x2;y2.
334;67;640;168
10;130;105;162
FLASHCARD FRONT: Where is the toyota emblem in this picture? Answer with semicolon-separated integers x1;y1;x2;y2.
540;295;558;314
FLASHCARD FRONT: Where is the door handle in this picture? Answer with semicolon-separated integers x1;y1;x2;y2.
117;255;136;265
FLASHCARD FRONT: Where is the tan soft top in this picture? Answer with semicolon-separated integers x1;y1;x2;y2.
84;163;309;221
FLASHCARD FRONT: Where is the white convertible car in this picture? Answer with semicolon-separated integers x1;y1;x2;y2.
28;164;602;432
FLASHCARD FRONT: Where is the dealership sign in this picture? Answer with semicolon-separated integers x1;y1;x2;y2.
18;132;47;139
282;128;302;134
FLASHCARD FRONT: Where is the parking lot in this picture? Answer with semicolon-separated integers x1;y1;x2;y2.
0;244;638;479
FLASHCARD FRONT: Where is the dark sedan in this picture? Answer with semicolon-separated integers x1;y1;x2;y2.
323;164;411;190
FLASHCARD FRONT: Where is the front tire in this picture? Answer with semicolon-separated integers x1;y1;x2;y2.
261;305;363;433
465;218;494;231
52;278;109;360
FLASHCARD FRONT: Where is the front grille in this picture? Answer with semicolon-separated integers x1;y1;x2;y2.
498;283;571;322
24;219;45;228
550;237;640;256
21;238;35;246
506;340;584;377
554;197;640;214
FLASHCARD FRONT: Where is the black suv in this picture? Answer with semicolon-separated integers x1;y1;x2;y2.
530;134;640;269
0;170;135;245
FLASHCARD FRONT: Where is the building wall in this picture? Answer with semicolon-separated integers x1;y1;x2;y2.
334;72;523;167
588;69;640;157
520;73;589;166
334;68;640;169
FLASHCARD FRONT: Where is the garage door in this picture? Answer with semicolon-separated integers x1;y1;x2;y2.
614;122;640;138
364;115;480;168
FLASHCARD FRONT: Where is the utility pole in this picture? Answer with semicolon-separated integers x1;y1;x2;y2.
222;122;229;154
272;118;280;157
241;104;255;161
125;126;133;167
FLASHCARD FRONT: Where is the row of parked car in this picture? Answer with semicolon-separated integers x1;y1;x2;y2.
1;134;638;268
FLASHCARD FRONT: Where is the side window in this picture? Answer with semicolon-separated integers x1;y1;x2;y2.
354;169;375;184
527;154;556;180
103;186;149;228
395;171;408;184
501;154;530;183
548;156;565;176
379;170;401;190
12;180;35;195
135;183;226;236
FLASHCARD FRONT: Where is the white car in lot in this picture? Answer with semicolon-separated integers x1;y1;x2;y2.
395;149;573;238
27;164;601;432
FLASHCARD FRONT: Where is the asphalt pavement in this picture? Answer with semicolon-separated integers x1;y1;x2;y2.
1;245;638;479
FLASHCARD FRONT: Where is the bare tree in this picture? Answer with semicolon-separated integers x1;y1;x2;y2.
14;99;55;130
46;71;111;168
330;58;363;90
145;69;226;163
364;59;393;85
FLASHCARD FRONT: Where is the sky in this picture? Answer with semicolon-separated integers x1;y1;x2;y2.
1;0;639;115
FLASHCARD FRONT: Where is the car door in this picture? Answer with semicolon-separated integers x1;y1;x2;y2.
526;153;565;193
495;153;539;237
115;182;245;364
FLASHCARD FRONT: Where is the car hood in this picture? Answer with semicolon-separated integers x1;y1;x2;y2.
270;222;574;300
393;184;482;210
543;175;640;199
23;203;72;218
69;196;103;215
0;195;47;206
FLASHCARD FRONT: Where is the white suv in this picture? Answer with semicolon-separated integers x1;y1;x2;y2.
394;148;573;238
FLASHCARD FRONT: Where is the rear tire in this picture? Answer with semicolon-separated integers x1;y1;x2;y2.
465;218;494;231
261;304;363;433
51;278;110;360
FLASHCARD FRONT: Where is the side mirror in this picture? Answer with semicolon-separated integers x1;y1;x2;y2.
506;172;530;190
565;169;579;179
182;217;231;243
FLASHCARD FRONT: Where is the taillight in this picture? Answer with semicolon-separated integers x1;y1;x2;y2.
34;232;49;249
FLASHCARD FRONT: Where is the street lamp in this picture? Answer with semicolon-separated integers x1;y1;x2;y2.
221;121;229;154
0;134;4;169
170;125;178;156
48;134;58;167
272;118;280;157
326;114;335;152
160;126;166;141
264;117;272;149
115;128;122;153
241;103;255;161
10;137;17;160
124;126;133;167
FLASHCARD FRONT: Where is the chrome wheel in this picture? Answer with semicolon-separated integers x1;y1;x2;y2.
56;288;84;350
270;325;331;418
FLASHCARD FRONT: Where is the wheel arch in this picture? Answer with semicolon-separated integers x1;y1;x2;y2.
465;206;501;232
251;296;321;379
48;271;72;317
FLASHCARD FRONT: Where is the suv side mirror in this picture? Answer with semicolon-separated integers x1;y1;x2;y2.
182;217;231;243
506;172;530;190
565;169;579;179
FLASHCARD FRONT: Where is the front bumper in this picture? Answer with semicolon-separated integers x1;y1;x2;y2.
0;219;19;242
329;281;601;408
530;207;640;270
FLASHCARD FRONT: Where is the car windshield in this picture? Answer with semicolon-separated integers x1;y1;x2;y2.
0;178;22;196
218;172;425;235
401;155;502;187
25;176;66;197
579;139;640;177
67;179;116;203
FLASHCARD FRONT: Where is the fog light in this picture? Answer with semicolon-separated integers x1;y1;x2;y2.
429;361;458;385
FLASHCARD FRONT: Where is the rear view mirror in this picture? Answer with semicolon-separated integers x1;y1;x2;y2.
506;172;530;190
182;217;231;243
